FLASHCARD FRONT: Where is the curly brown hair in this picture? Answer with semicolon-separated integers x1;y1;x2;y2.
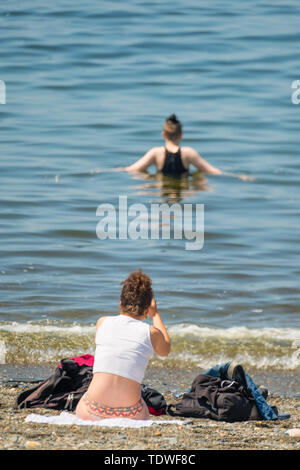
120;269;153;317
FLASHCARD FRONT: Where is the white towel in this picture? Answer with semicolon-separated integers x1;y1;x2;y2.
25;411;186;429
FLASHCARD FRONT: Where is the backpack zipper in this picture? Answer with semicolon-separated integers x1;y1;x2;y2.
64;393;74;410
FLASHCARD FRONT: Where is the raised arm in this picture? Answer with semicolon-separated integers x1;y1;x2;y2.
148;298;171;357
124;148;157;173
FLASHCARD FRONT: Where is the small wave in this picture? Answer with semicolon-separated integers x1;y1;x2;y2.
168;323;300;342
0;321;299;370
0;321;94;335
165;323;300;371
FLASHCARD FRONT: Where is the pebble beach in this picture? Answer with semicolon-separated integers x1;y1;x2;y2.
0;368;299;451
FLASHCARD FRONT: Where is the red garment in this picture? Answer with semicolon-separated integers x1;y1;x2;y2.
58;354;94;368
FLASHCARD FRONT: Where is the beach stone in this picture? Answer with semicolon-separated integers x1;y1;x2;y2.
286;429;300;439
25;440;40;448
163;437;178;446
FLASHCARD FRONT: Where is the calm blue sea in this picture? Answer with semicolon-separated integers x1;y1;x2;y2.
0;1;299;370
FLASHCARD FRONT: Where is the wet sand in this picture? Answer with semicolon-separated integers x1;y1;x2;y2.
0;366;299;451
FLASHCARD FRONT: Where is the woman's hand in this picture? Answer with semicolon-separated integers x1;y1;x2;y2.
147;298;158;318
238;174;256;181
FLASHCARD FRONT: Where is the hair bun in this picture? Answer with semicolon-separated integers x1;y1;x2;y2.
120;269;153;317
168;114;178;123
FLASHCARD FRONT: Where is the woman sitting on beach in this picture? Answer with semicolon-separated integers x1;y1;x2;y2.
75;270;171;421
124;114;252;180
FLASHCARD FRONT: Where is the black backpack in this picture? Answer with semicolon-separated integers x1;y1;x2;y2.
14;357;93;411
141;384;167;416
14;355;167;416
167;374;254;422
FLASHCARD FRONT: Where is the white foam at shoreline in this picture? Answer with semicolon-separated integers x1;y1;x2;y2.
0;321;95;335
0;321;299;340
0;321;299;370
171;348;300;371
168;323;300;341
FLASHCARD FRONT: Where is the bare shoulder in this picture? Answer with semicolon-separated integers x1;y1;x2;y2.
145;146;163;154
181;146;199;157
96;316;107;331
151;146;165;157
152;146;166;168
141;146;164;166
181;146;197;151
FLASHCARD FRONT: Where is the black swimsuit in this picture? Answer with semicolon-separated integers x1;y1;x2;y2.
161;147;187;177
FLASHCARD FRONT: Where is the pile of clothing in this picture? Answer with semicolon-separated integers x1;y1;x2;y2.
14;355;166;416
15;356;281;422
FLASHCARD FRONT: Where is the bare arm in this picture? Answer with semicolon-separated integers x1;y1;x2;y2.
124;148;157;173
148;299;171;357
186;148;254;180
186;148;222;175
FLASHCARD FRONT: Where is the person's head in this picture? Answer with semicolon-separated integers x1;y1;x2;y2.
162;114;182;143
120;269;153;319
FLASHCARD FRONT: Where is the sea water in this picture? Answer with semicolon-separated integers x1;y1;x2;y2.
0;1;299;371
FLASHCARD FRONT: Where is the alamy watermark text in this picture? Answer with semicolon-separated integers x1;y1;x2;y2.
96;196;204;250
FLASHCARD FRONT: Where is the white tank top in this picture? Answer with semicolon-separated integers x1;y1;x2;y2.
93;315;153;384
